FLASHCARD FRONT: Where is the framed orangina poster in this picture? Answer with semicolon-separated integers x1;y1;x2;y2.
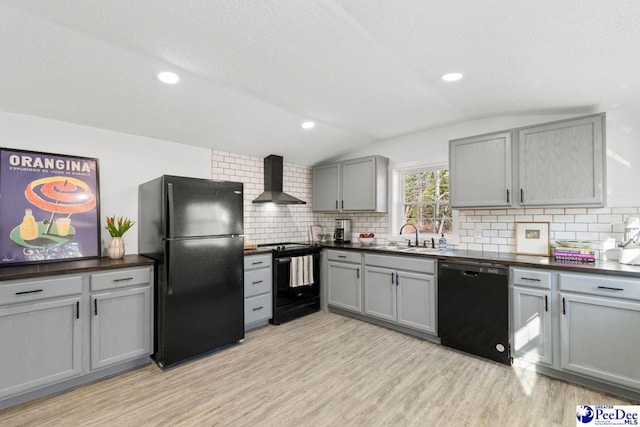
0;148;100;265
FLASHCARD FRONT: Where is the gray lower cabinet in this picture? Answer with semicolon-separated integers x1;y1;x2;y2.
363;254;436;335
90;286;151;370
511;268;553;366
326;250;362;313
559;273;640;391
0;294;82;400
0;264;153;408
244;253;273;330
89;268;152;370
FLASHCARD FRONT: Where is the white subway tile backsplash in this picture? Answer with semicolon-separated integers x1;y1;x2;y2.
574;214;598;223
597;214;623;223
566;223;588;232
588;223;612;232
564;208;587;214
544;208;565;214
552;215;575;223
514;215;533;222
533;215;553;222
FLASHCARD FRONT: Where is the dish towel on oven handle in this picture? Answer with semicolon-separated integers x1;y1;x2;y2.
289;255;314;287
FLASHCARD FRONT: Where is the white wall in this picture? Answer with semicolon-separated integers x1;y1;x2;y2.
345;112;640;207
0;112;212;254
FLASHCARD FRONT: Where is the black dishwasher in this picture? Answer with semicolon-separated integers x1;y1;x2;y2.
438;261;510;365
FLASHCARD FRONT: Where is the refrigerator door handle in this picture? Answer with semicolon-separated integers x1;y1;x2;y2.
167;182;175;238
166;242;173;296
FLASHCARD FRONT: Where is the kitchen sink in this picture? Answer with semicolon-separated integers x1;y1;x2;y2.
400;247;443;253
371;245;402;251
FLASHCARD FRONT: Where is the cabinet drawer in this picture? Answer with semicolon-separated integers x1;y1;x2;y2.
90;268;151;292
512;268;551;289
244;268;272;297
327;250;361;264
364;254;435;274
559;273;640;301
0;275;83;305
244;254;272;270
244;293;272;324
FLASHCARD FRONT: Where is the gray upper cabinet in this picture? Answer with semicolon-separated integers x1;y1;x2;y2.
313;155;388;212
450;132;512;208
312;163;341;212
518;114;606;206
449;113;606;209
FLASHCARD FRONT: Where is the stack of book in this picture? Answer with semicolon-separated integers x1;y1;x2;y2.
553;243;596;263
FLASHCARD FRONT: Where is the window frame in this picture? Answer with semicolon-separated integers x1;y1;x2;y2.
389;161;458;244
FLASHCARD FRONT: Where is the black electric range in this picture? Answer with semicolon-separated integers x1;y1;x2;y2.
258;242;322;324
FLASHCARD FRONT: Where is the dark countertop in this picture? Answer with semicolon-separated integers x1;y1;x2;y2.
322;242;640;279
244;247;275;256
0;255;155;282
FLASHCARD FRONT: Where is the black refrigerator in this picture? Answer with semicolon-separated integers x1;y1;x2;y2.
138;175;244;368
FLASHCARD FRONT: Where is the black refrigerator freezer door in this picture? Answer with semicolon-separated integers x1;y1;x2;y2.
158;236;244;367
164;176;243;238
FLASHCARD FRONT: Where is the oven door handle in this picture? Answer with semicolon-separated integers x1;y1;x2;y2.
276;257;292;264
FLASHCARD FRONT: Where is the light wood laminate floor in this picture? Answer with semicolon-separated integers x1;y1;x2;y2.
0;311;634;426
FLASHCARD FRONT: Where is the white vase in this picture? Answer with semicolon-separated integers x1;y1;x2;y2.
107;237;125;259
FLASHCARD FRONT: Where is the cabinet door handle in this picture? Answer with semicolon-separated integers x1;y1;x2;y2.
252;280;263;285
113;277;133;283
252;261;264;265
562;297;565;315
506;189;510;204
336;200;338;210
396;273;399;286
356;268;360;279
15;289;43;295
522;277;540;282
252;306;264;311
391;272;395;284
597;286;624;292
341;200;344;209
76;301;80;319
338;255;347;259
520;188;524;203
94;299;98;316
544;295;548;312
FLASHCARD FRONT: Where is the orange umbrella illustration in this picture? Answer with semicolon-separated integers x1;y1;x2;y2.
24;176;96;235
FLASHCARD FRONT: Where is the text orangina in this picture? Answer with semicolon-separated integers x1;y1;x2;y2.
8;154;92;173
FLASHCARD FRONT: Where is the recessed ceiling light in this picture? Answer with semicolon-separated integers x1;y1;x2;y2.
302;121;315;129
157;71;179;84
441;72;463;82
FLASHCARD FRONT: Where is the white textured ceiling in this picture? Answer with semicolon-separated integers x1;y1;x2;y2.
1;0;639;166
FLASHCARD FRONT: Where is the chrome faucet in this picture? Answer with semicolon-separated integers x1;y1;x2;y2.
399;223;419;247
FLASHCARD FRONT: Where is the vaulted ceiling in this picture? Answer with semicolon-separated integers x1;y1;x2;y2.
2;1;639;165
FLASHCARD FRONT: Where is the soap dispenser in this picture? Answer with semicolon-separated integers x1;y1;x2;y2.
438;233;447;249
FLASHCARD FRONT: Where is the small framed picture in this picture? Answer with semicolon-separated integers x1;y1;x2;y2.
515;222;550;256
309;225;322;242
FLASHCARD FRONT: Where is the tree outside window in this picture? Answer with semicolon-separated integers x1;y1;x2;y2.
401;168;451;234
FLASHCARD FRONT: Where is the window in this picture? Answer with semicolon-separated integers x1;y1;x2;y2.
397;166;452;235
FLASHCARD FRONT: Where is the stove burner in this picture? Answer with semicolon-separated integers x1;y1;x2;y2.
259;242;320;253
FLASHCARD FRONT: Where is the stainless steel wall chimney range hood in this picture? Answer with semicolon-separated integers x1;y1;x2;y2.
252;155;306;205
